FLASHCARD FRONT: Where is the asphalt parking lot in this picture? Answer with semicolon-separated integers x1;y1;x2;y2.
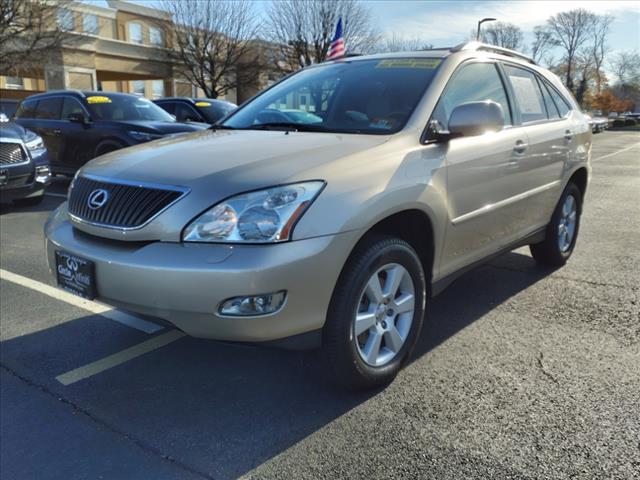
1;131;639;480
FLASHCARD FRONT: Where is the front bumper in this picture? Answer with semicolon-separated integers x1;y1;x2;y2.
45;204;359;345
0;164;51;203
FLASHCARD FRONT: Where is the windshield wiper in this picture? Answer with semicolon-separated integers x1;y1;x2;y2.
209;124;238;131
247;122;331;132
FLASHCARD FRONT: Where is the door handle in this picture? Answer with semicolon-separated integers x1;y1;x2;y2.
513;140;528;154
564;130;573;141
52;129;62;135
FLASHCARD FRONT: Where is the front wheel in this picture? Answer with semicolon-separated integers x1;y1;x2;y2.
530;182;582;267
323;235;427;390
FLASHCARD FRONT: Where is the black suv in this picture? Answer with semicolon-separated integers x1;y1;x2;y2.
14;91;208;175
154;97;236;124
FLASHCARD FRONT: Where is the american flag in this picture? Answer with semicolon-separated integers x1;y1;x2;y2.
327;17;345;60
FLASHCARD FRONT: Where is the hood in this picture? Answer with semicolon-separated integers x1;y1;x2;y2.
0;121;30;141
82;129;389;193
72;129;389;242
97;120;208;134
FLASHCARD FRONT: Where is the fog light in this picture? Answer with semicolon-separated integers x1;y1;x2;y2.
218;291;286;317
35;165;50;183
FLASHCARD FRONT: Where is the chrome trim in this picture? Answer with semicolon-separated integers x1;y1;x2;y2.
0;137;30;168
68;173;190;231
451;180;561;225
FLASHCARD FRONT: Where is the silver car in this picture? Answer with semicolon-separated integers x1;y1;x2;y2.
45;42;591;389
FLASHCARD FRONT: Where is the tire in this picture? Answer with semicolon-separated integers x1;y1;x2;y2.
14;193;44;207
323;235;427;390
530;182;582;267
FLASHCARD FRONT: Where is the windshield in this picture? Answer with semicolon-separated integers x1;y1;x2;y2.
222;58;441;134
196;101;236;123
86;95;175;122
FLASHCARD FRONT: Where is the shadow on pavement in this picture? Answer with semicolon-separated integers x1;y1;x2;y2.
1;251;554;479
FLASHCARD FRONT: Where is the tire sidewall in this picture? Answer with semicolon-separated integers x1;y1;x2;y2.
553;183;582;261
327;237;427;387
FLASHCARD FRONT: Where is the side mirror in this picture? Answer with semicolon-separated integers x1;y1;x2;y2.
68;112;88;125
448;101;504;138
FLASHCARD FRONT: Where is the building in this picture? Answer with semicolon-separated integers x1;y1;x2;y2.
0;0;245;103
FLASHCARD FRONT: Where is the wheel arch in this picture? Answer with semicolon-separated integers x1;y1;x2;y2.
568;167;588;201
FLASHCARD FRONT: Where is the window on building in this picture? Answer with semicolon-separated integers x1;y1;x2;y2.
132;80;146;96
128;23;143;43
57;8;74;31
5;76;24;89
149;26;163;46
83;14;99;34
151;80;165;99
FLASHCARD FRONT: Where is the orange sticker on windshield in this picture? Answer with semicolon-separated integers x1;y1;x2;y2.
376;59;441;69
86;96;112;104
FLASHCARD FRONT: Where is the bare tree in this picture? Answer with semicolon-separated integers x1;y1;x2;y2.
264;0;379;73
0;0;71;75
375;33;433;53
530;26;558;65
609;50;640;85
546;9;597;93
479;21;523;50
590;14;614;95
160;0;261;99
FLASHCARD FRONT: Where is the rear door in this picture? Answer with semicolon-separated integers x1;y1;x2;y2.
432;61;531;276
499;64;568;238
32;97;65;165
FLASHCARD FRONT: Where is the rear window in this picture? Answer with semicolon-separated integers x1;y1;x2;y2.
35;97;63;120
15;99;37;119
503;65;547;124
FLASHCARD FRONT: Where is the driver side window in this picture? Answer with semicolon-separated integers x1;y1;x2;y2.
431;62;512;132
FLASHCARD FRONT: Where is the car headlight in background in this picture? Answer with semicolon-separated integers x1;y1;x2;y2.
128;130;163;142
182;181;325;243
25;134;46;156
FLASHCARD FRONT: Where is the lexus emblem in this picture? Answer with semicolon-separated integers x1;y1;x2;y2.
87;188;109;210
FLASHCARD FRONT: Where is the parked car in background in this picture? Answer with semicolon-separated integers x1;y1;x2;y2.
0;119;51;206
584;113;608;133
45;43;591;390
154;97;236;124
0;99;20;121
14;91;208;175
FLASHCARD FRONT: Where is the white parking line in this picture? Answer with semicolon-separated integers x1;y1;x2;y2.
44;192;68;199
593;142;640;162
55;330;186;386
0;269;164;334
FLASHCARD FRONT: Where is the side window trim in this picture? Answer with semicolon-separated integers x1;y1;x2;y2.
541;78;572;118
421;59;513;144
534;74;560;120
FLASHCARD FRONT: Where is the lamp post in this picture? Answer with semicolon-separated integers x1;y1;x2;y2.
476;17;497;41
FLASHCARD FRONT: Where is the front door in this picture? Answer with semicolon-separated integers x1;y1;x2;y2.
429;61;529;277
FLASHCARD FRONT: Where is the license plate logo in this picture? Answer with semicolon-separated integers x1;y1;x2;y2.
55;251;96;299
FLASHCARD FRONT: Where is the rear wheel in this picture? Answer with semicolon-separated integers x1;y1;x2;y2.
323;235;427;390
530;182;582;267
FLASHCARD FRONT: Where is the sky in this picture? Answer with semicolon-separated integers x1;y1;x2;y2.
90;0;640;75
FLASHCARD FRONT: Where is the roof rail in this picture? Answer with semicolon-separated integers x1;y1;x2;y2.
451;41;536;65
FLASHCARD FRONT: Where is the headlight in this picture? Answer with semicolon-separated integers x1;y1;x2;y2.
128;130;163;142
25;134;45;154
182;181;325;243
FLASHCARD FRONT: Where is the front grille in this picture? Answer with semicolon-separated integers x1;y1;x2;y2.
68;176;186;229
0;143;27;166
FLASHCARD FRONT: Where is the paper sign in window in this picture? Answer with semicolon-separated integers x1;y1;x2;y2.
509;76;543;115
